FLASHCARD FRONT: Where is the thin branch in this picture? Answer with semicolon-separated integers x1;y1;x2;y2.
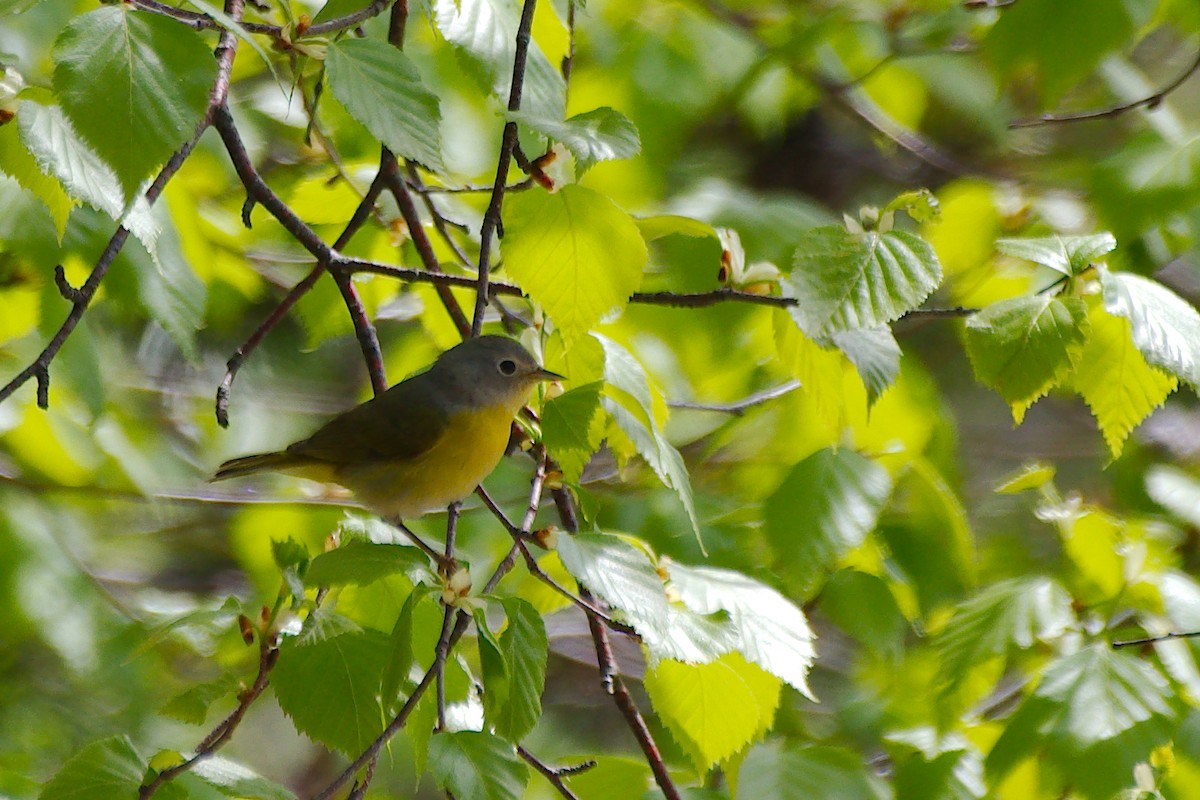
582;585;681;800
518;745;594;800
1113;630;1200;649
669;379;800;415
1010;48;1200;128
0;3;242;409
381;153;472;336
127;0;392;38
215;164;389;425
211;105;391;414
311;528;527;800
549;487;680;800
405;162;474;268
473;0;540;335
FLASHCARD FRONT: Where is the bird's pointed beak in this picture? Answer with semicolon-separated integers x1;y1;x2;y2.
534;367;565;382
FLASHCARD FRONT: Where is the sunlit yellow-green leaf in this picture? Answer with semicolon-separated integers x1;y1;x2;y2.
503;185;647;344
773;309;865;435
0;121;73;237
963;294;1089;423
1073;303;1177;457
644;652;781;774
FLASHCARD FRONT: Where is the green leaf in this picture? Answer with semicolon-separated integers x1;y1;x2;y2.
785;226;942;337
271;630;389;755
504;185;647;344
39;736;144;800
985;644;1175;785
510;107;641;174
1100;268;1200;390
820;570;907;660
382;585;439;706
635;214;719;242
986;0;1133;104
1037;644;1175;744
885;728;985;800
549;756;651;800
541;382;604;483
596;336;701;546
477;609;510;732
161;674;239;725
828;326;901;404
666;562;816;699
304;541;428;587
325;38;445;173
18;101;159;253
433;0;565;120
428;731;529;800
494;598;548;742
118;218;205;361
645;653;782;773
935;577;1073;701
556;532;669;633
0;119;74;238
738;742;889;800
963;294;1089;423
53;7;216;196
764;448;892;595
272;537;310;571
190;756;296;800
1073;303;1177;457
996;233;1117;277
994;462;1056;494
0;0;45;15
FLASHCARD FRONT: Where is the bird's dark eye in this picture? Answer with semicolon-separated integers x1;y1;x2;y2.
498;359;518;376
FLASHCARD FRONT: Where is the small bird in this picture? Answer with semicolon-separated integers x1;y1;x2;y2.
213;336;562;518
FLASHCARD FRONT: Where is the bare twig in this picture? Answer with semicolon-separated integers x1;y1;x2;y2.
549;487;680;800
1113;630;1200;649
211;105;390;409
127;0;392;38
1010;48;1200;128
669;380;800;415
518;745;594;800
216;165;390;425
0;0;242;409
381;153;472;336
473;0;540;335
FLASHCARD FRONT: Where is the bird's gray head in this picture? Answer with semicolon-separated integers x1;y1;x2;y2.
434;336;562;407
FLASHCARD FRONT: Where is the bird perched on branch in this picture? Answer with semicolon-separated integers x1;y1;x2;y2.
213;335;561;518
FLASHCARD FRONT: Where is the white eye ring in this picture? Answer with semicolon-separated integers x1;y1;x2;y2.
498;359;518;376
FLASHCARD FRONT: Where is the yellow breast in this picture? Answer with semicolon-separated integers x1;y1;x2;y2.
334;403;516;519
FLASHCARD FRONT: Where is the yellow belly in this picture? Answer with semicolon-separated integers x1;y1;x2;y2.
334;404;515;518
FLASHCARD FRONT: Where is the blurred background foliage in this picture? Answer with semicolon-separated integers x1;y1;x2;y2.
6;0;1200;797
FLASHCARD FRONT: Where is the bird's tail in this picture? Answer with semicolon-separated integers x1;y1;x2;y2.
211;451;291;481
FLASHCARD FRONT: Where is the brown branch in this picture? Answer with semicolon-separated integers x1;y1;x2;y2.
381;153;472;336
1112;630;1200;649
211;104;390;419
473;0;540;335
1010;48;1200;128
0;0;242;410
140;627;279;798
215;163;390;425
518;745;594;800
127;0;392;38
550;487;680;800
582;585;681;800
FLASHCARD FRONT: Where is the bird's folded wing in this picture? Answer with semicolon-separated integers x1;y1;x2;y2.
286;381;449;464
